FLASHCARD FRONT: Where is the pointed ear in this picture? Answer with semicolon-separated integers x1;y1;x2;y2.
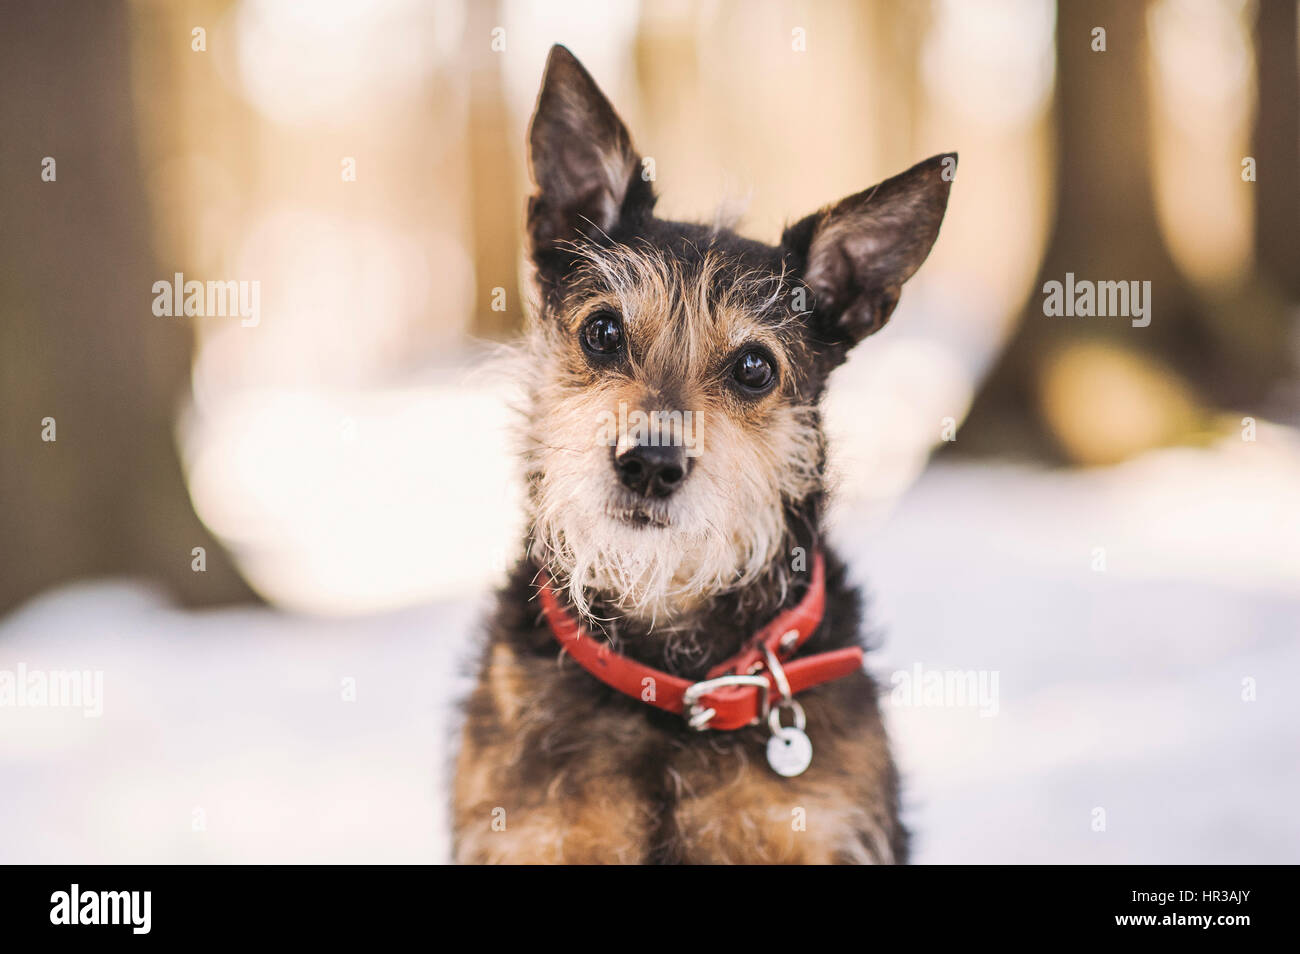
782;153;956;349
526;45;652;262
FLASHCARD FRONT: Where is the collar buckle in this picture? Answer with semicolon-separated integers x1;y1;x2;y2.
682;674;769;731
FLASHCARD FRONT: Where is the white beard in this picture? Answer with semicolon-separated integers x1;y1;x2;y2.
527;416;818;625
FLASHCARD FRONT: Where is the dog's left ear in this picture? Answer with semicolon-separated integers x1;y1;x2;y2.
782;153;956;350
526;45;651;264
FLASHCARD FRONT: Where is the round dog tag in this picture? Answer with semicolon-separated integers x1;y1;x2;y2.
766;725;813;777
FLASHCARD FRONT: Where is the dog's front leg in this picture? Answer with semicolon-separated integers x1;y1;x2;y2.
453;644;654;864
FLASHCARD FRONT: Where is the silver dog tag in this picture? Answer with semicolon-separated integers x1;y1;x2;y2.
766;726;813;777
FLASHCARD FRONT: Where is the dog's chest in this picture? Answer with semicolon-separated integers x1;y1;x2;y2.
452;644;898;864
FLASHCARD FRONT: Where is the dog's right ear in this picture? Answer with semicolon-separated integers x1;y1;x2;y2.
527;45;652;268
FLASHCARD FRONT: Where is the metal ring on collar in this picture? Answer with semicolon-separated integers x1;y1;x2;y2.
760;642;793;705
768;697;807;735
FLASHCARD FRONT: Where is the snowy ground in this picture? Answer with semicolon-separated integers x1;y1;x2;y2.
2;447;1298;864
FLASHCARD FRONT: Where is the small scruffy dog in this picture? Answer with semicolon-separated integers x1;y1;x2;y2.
454;45;954;864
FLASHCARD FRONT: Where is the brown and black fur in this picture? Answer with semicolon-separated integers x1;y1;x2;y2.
453;45;955;864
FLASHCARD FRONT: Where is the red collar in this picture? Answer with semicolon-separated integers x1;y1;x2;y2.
537;550;864;731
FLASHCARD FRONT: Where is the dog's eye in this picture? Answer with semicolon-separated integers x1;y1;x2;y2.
733;349;776;393
580;311;624;357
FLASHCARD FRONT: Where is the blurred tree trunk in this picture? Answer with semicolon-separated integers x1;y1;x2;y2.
464;0;523;338
1254;0;1300;300
0;0;255;611
958;0;1291;462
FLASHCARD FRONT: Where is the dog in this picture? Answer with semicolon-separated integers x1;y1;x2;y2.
453;45;954;864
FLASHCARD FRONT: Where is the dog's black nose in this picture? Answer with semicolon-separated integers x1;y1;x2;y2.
614;443;690;498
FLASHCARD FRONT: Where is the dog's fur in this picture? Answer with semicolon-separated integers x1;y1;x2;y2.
453;45;954;864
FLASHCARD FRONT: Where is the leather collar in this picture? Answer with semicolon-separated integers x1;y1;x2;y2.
537;550;863;731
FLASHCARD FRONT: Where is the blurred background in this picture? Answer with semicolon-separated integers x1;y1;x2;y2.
1;0;1297;863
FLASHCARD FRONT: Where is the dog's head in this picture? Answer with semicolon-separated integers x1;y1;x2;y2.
521;45;954;622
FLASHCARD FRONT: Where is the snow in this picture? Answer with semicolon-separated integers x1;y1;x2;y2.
2;447;1297;863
